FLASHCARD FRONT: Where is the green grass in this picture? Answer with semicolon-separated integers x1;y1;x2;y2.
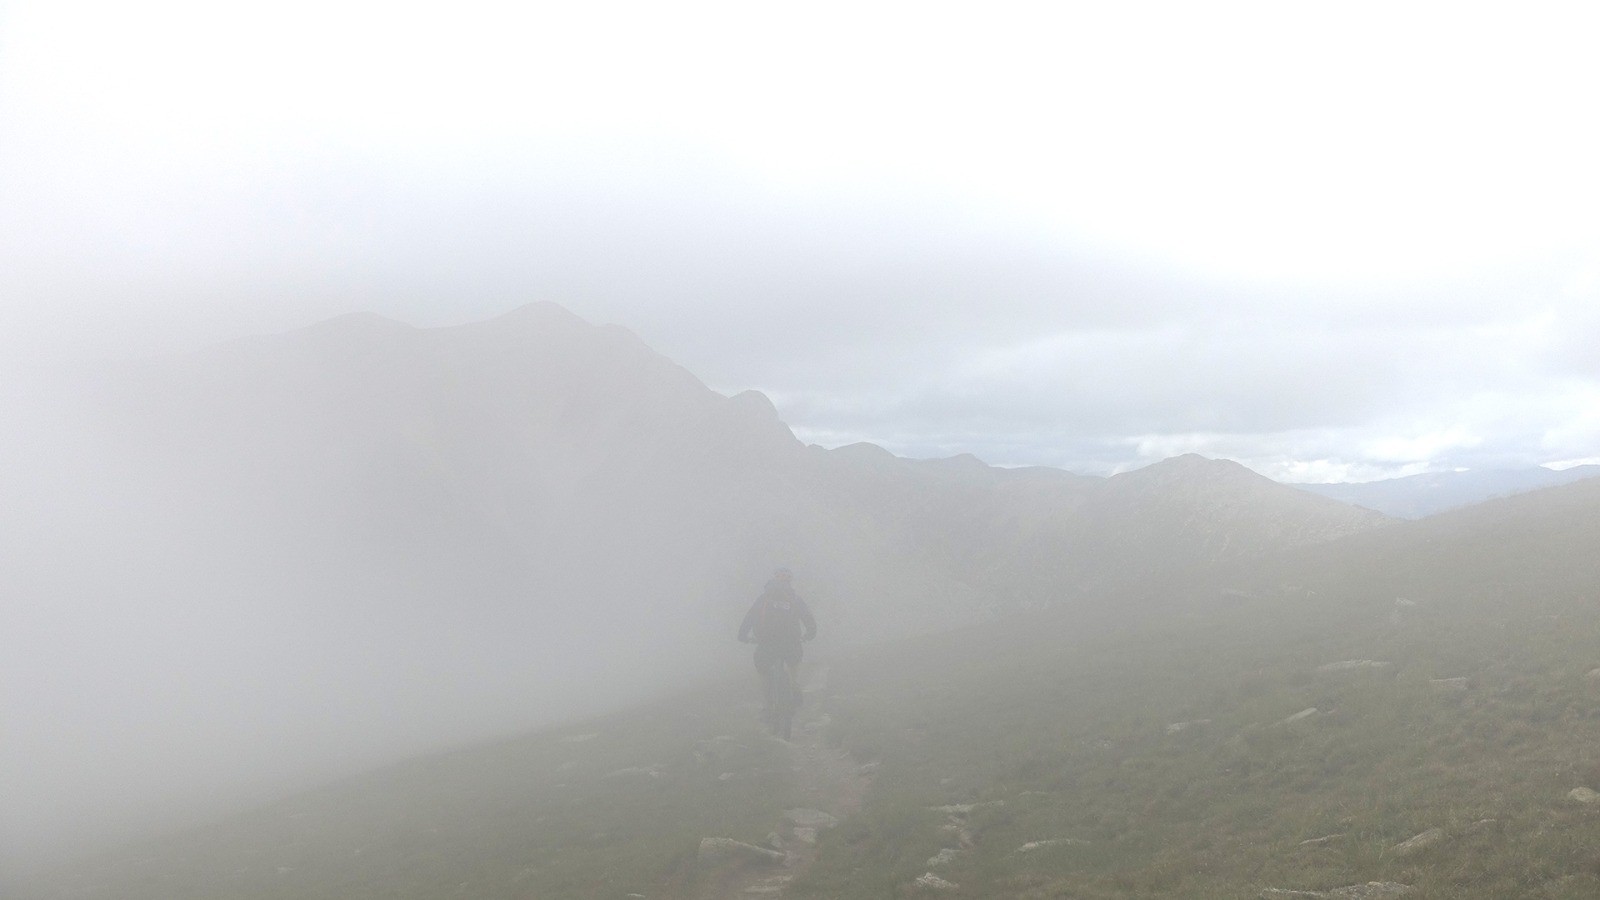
25;676;810;900
789;573;1600;898
25;495;1600;898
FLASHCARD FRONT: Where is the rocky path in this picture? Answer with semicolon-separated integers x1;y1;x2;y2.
699;663;872;899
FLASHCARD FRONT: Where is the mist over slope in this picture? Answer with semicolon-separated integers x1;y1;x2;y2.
1;303;1386;867
20;448;1600;900
1257;471;1600;604
1295;465;1600;519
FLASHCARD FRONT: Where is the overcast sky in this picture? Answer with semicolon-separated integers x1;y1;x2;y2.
3;1;1597;480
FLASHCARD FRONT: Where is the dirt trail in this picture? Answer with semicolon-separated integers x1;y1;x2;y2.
702;663;872;899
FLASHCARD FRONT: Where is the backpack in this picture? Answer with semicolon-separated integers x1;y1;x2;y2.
754;591;804;643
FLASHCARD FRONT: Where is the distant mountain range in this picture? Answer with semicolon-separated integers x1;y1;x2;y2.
1;303;1386;865
18;360;1600;899
1293;465;1600;518
44;301;1390;638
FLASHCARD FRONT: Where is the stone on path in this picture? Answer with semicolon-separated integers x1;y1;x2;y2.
940;823;974;848
1013;838;1090;853
1387;828;1445;857
1327;884;1412;898
743;874;793;895
783;808;840;829
693;735;745;764
1261;883;1412;899
604;764;663;779
913;872;959;892
929;801;1004;815
1568;787;1600;804
1317;660;1391;673
697;838;787;866
1281;707;1320;725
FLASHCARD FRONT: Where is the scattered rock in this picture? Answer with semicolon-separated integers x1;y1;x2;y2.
913;872;959;892
1014;839;1090;853
1394;598;1416;607
858;761;881;775
1388;828;1445;857
1317;660;1391;673
604;764;664;779
1329;884;1413;898
1260;877;1414;890
765;832;783;849
1463;818;1498;834
717;772;736;781
692;736;745;764
1281;707;1320;725
783;808;840;829
938;822;974;845
743;874;792;895
560;733;599;743
929;801;1004;815
696;838;787;866
792;827;817;845
1429;677;1469;692
1585;668;1600;683
1297;834;1345;847
1569;787;1600;804
1261;883;1412;899
1166;719;1212;734
927;848;963;867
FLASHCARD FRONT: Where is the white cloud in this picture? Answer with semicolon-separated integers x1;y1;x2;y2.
3;0;1599;477
1362;428;1484;465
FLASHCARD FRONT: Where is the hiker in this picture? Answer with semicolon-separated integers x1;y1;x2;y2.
738;568;817;729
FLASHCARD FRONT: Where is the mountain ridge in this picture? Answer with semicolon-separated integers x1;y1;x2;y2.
1294;464;1600;518
20;451;1600;900
1;302;1392;869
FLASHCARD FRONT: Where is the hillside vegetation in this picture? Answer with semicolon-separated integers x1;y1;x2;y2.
23;481;1600;899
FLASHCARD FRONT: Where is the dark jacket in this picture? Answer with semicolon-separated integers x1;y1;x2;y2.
738;580;817;645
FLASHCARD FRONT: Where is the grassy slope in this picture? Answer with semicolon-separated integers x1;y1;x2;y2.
798;595;1600;898
793;482;1600;898
24;482;1600;899
21;675;813;900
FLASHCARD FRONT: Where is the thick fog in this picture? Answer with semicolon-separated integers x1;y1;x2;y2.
5;2;1600;880
0;324;785;868
4;4;1600;481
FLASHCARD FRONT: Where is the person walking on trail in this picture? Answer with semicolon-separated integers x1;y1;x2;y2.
738;568;817;716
